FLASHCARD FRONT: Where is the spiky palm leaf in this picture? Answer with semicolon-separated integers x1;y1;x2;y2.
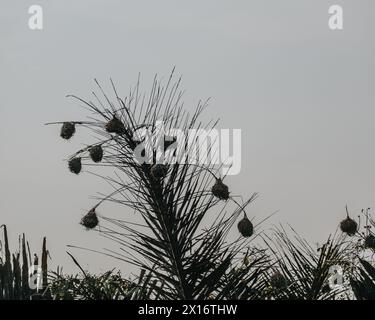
262;226;352;300
350;258;375;300
54;70;271;299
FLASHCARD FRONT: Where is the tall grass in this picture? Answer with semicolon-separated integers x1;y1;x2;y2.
0;225;48;300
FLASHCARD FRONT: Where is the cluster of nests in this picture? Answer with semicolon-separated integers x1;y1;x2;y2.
61;116;126;140
60;119;117;175
339;214;375;250
61;120;375;249
60;119;254;237
211;178;254;238
67;144;104;175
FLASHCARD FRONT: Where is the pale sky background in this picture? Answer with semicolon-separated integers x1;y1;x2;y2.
0;0;374;275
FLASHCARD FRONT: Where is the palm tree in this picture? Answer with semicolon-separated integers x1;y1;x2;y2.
49;70;271;300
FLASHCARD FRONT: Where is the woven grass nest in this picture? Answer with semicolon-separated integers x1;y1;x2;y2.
89;145;104;163
80;208;99;230
151;164;169;180
340;216;358;236
60;122;76;140
211;179;230;201
364;234;375;249
237;214;254;238
68;157;82;175
270;272;287;290
106;116;126;135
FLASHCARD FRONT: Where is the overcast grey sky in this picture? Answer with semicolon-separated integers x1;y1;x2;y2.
1;0;374;274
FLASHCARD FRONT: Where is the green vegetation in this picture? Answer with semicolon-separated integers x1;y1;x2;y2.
0;225;48;300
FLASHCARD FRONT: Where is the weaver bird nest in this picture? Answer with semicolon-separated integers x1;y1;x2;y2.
151;164;169;180
237;214;254;238
106;116;126;135
68;157;82;175
80;208;99;230
364;234;375;249
60;122;76;140
89;145;104;163
270;272;287;290
211;179;230;201
340;216;358;236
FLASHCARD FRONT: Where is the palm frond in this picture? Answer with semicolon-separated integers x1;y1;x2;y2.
52;70;270;299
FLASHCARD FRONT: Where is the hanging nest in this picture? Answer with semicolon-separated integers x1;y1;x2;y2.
106;116;126;135
364;234;375;249
68;157;82;175
270;272;287;290
211;178;230;201
151;164;169;180
60;122;76;140
80;208;99;230
237;214;254;238
340;216;358;236
89;145;104;163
